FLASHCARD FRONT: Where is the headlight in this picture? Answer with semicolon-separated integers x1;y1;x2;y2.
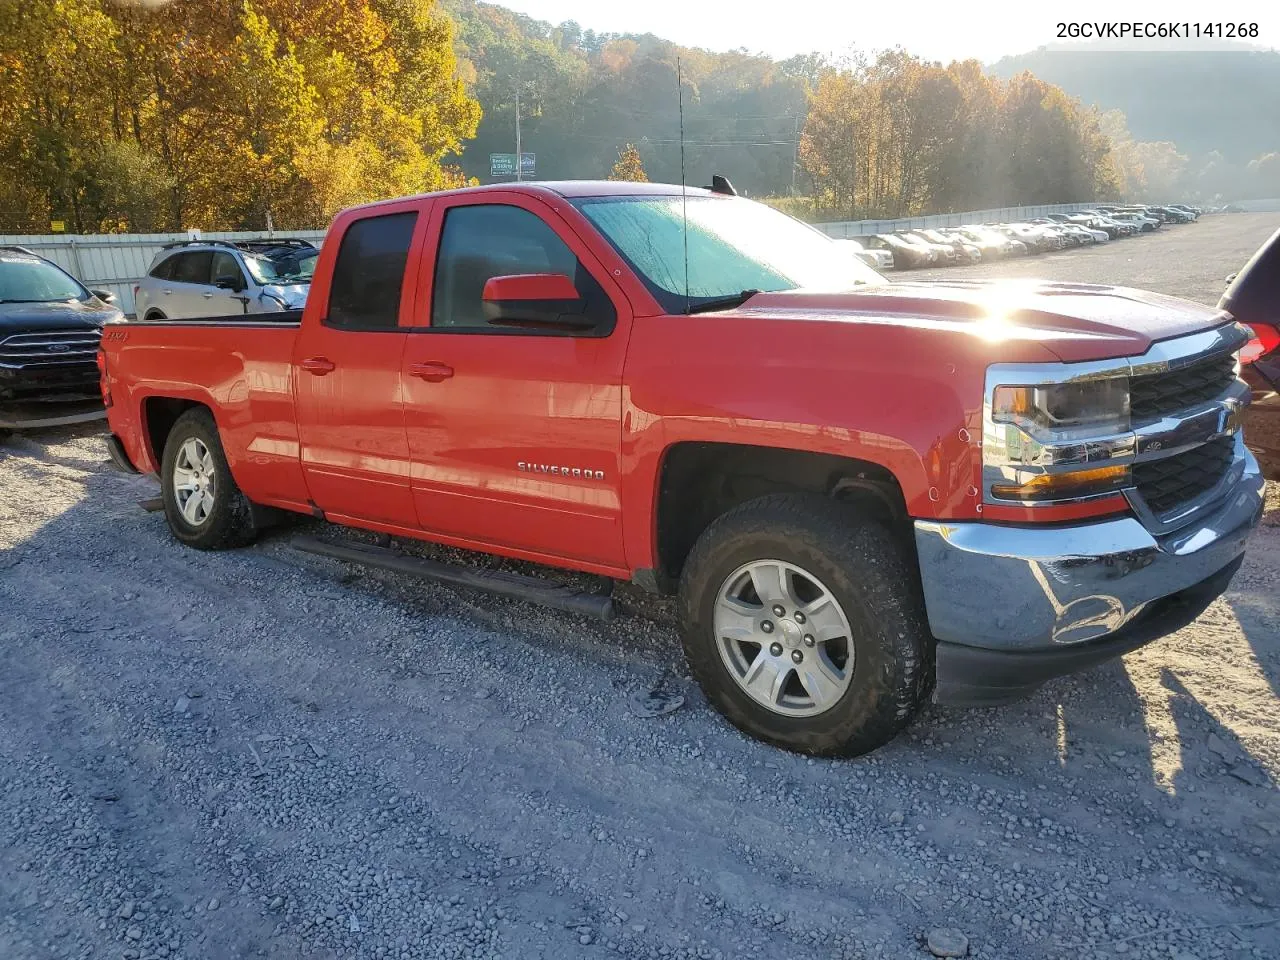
984;372;1134;505
991;377;1129;441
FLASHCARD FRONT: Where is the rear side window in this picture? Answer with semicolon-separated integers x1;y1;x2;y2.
172;252;212;285
327;212;418;329
150;256;176;280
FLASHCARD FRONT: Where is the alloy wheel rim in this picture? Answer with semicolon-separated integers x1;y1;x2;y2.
713;559;855;717
173;438;216;527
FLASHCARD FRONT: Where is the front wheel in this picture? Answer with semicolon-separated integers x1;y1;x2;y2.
678;494;933;757
160;408;257;550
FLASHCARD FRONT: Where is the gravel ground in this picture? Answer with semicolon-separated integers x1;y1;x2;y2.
2;213;1278;960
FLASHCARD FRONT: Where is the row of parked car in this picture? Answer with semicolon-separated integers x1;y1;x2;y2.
838;203;1203;270
0;237;320;431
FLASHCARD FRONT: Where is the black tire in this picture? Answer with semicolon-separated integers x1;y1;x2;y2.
144;310;166;321
159;407;257;550
678;493;933;757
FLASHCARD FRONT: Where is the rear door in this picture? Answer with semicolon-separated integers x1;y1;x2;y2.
167;251;214;318
400;194;631;570
292;202;427;528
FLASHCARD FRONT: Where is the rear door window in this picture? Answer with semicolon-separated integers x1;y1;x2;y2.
327;212;418;329
172;252;213;285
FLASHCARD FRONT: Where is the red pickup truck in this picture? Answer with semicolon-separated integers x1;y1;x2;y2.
100;181;1265;756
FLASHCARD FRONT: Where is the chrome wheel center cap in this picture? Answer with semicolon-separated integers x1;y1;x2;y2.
778;619;802;649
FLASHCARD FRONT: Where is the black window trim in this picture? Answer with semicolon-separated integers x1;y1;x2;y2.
411;201;617;338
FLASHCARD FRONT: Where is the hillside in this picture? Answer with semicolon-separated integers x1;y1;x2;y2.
441;0;813;195
990;49;1280;163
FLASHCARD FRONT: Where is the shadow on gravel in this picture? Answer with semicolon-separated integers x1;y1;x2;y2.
1161;668;1278;793
1223;594;1280;705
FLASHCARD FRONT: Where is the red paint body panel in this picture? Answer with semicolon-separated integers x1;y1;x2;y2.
104;322;308;508
401;191;634;568
101;182;1239;581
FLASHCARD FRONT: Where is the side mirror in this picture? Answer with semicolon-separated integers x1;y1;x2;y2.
90;288;118;305
215;275;245;292
481;273;594;329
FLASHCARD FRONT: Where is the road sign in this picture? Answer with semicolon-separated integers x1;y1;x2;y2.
49;220;65;233
490;153;536;177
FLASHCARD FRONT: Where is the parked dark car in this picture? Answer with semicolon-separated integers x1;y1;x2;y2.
1221;229;1280;480
919;228;982;263
863;233;932;269
0;246;123;434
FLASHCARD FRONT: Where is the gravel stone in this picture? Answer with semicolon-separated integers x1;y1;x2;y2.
927;928;969;957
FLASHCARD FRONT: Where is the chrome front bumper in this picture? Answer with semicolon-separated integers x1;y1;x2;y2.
914;444;1265;654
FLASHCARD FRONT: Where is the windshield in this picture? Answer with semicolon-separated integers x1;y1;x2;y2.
0;254;88;303
243;250;317;285
572;195;884;313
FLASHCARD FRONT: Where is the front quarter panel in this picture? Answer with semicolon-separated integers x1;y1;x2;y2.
620;311;1061;569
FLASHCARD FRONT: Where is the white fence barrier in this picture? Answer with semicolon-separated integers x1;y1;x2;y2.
6;196;1260;316
0;229;327;316
814;203;1098;238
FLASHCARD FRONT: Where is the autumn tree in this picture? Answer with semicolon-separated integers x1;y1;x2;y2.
0;0;480;232
608;143;648;181
801;57;1123;218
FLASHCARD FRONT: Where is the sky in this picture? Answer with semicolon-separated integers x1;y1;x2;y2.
495;0;1280;63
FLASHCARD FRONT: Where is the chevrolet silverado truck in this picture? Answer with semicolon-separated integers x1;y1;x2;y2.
99;181;1267;756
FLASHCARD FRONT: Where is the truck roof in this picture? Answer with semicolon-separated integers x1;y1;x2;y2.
340;180;721;217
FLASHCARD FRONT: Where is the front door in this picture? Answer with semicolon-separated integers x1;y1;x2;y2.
293;204;425;528
400;195;631;571
206;251;250;317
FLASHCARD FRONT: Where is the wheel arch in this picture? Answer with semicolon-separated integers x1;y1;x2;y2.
650;441;913;592
140;396;213;471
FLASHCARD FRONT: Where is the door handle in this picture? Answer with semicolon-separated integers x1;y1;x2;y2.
202;292;214;298
301;356;336;376
162;289;172;295
408;361;454;383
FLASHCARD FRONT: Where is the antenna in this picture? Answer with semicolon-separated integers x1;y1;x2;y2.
677;56;689;313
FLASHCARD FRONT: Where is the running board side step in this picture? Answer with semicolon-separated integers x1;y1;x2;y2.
291;535;617;621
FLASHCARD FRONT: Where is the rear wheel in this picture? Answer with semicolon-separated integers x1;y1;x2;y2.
160;408;256;550
678;493;933;757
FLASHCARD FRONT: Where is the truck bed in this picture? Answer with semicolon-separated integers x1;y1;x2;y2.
103;317;308;508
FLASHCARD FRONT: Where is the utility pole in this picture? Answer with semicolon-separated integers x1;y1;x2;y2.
514;87;522;182
791;114;800;196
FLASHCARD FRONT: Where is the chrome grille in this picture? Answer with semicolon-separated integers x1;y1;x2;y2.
1133;434;1235;515
1130;353;1236;423
0;328;102;368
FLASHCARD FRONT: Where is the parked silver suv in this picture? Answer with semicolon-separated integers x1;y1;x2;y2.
134;239;318;320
